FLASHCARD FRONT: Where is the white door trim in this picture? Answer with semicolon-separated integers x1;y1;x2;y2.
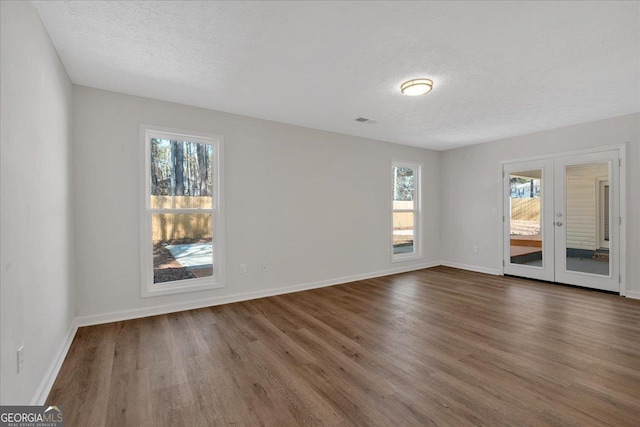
500;143;626;164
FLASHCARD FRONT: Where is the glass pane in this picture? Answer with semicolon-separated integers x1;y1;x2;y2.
150;138;214;209
393;212;414;254
603;185;610;241
152;213;213;283
393;166;414;210
509;170;543;266
565;163;610;276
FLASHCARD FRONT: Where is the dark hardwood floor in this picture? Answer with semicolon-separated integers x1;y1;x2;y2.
47;267;640;426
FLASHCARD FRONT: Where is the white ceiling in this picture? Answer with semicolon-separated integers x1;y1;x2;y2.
33;1;640;150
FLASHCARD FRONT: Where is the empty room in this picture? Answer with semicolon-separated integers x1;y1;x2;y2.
1;1;640;425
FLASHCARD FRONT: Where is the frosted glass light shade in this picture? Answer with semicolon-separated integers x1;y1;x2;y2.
400;79;433;96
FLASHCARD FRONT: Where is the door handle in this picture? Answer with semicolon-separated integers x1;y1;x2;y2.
555;221;563;226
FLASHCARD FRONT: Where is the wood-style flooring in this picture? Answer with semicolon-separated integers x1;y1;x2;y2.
47;267;640;426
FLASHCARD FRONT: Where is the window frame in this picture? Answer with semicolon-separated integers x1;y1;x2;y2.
391;160;422;262
140;125;225;298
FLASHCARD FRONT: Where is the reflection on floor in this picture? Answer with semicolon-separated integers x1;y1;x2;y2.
522;256;609;276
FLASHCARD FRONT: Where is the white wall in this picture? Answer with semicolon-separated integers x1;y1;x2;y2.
440;113;640;291
0;2;75;404
73;86;441;320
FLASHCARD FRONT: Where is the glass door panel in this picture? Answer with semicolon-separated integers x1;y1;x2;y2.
554;150;619;292
509;170;543;266
503;159;554;282
563;163;610;276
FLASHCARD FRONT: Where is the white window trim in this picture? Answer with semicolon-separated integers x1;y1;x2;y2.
391;160;422;263
140;125;225;298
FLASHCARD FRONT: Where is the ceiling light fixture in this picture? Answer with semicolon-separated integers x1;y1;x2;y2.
400;78;433;96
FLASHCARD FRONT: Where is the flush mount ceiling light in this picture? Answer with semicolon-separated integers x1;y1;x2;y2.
400;78;434;96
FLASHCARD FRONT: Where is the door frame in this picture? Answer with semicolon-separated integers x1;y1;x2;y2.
499;143;627;296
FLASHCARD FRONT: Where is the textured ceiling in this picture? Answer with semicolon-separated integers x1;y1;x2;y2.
33;1;640;150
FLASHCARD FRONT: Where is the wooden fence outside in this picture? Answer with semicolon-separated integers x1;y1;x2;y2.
510;198;541;221
151;196;417;242
151;196;213;242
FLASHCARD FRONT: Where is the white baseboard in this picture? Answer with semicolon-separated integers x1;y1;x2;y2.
30;319;78;405
625;290;640;300
76;261;440;327
439;261;502;276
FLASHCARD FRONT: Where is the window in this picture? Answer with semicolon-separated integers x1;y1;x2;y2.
141;126;224;297
392;161;421;261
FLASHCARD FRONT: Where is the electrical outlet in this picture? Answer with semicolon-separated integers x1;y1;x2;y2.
473;246;479;253
260;262;268;273
17;346;24;374
239;264;246;274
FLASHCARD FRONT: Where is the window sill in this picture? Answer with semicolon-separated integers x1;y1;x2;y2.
391;253;423;263
142;277;225;298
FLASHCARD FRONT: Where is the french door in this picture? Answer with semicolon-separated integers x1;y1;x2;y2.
503;150;620;292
